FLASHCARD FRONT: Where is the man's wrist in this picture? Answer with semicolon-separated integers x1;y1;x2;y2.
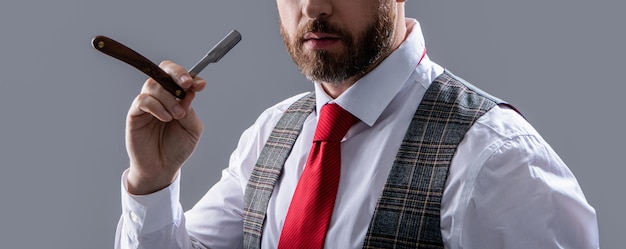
126;169;177;195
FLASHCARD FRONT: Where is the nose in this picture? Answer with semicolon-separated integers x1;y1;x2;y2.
302;0;332;19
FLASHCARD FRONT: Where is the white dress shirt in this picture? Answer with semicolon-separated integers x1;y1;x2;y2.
115;19;599;249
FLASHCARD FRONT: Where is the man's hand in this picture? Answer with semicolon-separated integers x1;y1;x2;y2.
125;60;207;195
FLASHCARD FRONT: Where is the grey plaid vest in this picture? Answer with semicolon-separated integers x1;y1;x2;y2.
243;71;505;248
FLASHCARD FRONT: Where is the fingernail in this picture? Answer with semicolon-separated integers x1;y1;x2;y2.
180;75;191;83
161;110;173;121
173;105;184;117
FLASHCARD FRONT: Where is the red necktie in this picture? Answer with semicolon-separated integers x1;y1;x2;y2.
278;103;358;249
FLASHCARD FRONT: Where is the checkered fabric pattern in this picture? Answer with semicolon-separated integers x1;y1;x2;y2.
243;93;316;249
243;71;500;248
362;71;496;248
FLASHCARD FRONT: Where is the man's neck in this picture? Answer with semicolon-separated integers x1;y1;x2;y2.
319;81;353;99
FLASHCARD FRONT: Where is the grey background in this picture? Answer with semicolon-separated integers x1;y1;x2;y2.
0;0;622;248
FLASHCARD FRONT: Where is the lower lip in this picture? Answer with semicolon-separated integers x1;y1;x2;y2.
303;38;341;50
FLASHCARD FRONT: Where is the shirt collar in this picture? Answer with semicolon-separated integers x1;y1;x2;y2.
314;19;428;126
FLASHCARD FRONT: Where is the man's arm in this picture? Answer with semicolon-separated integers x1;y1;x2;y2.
114;166;246;249
460;134;599;248
115;171;201;249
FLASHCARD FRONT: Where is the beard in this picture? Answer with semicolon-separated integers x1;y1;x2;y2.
280;3;396;85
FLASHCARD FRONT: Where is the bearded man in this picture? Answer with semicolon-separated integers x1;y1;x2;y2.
115;0;599;248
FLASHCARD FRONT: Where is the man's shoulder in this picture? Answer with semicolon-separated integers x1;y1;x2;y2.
473;104;539;141
251;92;314;128
434;71;533;139
260;92;312;115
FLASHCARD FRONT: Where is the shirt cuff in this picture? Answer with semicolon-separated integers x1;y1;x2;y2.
120;169;183;235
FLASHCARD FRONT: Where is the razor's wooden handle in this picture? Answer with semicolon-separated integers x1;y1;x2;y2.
92;35;186;99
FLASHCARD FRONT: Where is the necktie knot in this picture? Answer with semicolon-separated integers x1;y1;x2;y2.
314;103;358;142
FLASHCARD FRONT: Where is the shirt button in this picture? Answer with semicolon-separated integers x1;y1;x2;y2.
129;212;140;223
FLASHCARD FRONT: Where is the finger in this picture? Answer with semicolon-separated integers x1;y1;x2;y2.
142;77;186;120
176;91;204;135
177;88;196;112
159;60;193;90
188;76;207;92
130;93;173;122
